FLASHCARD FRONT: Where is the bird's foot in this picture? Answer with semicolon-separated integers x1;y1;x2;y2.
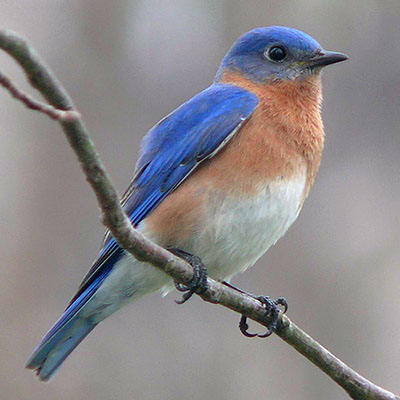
239;296;288;338
221;283;287;338
169;248;208;304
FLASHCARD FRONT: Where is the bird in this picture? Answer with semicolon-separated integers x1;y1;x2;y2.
26;26;348;381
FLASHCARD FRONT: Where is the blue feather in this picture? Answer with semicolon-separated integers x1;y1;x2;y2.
72;83;258;307
124;83;258;225
26;83;258;379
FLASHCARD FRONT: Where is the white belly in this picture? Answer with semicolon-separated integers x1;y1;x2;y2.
188;174;307;280
85;174;306;321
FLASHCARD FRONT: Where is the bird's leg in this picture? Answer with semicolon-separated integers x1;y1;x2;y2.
222;281;258;298
169;248;208;304
222;281;287;338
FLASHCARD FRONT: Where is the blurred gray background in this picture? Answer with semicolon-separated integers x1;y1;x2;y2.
0;1;399;399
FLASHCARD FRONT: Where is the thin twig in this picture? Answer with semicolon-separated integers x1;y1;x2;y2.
0;29;397;400
0;71;80;121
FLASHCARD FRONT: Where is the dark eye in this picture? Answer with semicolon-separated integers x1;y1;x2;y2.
265;46;287;62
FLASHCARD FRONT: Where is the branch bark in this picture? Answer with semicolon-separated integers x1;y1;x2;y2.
0;29;397;400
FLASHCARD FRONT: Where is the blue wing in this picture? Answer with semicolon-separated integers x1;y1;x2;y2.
26;84;258;379
68;83;258;309
124;83;258;225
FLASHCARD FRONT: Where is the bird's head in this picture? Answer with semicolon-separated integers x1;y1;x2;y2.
215;26;348;83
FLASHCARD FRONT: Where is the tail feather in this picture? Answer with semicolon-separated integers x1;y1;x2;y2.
26;266;106;381
26;315;96;381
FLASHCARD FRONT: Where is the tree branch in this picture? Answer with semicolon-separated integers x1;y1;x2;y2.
0;29;397;400
0;71;80;121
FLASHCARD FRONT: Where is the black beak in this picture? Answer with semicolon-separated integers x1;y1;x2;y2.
308;50;349;68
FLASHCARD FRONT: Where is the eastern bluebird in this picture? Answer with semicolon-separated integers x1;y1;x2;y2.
26;26;348;381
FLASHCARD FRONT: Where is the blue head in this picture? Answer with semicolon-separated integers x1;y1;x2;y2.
215;26;348;83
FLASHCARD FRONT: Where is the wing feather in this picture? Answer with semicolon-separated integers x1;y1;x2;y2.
67;83;258;309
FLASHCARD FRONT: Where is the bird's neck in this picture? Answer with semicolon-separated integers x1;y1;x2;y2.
219;71;324;197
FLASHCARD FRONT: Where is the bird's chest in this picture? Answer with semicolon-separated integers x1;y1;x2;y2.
191;171;307;280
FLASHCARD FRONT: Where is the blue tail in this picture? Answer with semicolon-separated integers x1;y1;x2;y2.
26;310;96;381
27;248;123;381
25;275;105;381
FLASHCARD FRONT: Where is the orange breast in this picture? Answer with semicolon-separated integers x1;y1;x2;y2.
144;73;325;245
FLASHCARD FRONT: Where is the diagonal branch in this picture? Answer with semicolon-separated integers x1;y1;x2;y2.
0;29;397;400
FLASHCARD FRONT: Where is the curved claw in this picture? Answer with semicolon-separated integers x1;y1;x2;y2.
239;315;273;338
239;315;258;337
238;295;288;339
256;329;273;338
175;290;195;304
174;281;189;292
174;281;195;303
257;296;288;314
274;297;288;314
170;248;208;304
